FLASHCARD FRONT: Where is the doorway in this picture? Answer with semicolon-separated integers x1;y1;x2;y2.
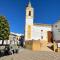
47;31;53;43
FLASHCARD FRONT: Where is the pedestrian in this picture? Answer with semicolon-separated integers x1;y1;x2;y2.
19;36;24;47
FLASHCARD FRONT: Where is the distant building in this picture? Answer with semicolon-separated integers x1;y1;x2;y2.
9;32;24;40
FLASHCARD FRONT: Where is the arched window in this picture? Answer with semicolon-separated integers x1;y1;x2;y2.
29;11;31;16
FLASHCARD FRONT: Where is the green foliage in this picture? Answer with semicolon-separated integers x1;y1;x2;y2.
50;45;54;51
0;16;10;40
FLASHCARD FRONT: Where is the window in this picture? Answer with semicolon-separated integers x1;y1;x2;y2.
41;30;43;32
41;36;43;39
29;11;31;16
55;25;57;28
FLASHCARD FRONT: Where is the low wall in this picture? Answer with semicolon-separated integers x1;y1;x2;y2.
32;40;41;51
58;48;60;52
25;40;48;51
40;40;48;47
53;41;58;52
25;40;33;49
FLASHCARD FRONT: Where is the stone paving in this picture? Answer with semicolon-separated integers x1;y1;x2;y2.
0;48;60;60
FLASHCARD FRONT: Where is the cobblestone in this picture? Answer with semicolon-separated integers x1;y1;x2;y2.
0;48;60;60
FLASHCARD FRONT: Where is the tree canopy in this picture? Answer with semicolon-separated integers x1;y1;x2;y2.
0;16;10;40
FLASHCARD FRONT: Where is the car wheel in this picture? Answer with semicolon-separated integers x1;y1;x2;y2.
8;50;13;55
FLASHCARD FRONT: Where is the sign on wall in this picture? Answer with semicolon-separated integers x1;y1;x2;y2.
58;43;60;47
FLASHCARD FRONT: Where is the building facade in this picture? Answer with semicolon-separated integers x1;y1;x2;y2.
9;32;24;41
25;2;52;43
53;20;60;41
52;20;60;52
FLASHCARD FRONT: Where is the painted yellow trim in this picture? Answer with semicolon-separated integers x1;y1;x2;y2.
27;25;31;39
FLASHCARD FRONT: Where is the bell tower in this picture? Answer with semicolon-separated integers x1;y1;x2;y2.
26;1;34;20
25;1;34;40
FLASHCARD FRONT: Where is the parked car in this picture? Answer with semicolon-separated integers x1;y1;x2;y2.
0;39;19;56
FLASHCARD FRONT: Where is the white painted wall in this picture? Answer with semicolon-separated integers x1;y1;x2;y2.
32;25;52;41
53;21;60;40
25;19;33;25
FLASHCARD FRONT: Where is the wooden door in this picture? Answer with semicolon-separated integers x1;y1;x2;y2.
47;31;53;43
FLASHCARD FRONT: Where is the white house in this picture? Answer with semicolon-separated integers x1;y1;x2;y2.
53;20;60;41
9;32;24;40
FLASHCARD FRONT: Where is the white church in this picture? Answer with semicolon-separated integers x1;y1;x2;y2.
25;1;53;45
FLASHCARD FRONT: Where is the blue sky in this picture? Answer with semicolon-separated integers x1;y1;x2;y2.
0;0;60;34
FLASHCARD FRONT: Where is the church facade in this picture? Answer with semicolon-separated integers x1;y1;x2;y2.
25;2;52;43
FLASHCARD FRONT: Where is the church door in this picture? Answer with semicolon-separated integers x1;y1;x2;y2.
47;31;53;43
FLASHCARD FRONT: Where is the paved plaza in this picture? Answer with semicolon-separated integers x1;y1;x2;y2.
0;48;60;60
